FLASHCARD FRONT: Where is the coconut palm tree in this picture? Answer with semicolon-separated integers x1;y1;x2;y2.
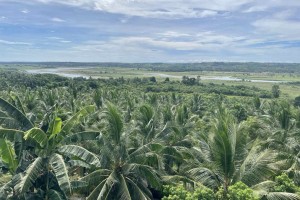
80;103;161;200
186;105;299;199
262;101;300;186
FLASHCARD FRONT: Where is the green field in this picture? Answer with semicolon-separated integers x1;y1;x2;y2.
23;66;300;99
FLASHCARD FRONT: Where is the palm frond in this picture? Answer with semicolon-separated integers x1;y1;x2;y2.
187;167;220;189
80;169;111;186
126;177;151;200
102;102;123;145
86;179;106;200
118;174;132;200
264;192;300;200
98;170;118;200
123;163;161;189
48;189;67;200
239;147;278;186
162;175;196;186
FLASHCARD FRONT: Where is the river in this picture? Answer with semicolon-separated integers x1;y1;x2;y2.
26;68;286;83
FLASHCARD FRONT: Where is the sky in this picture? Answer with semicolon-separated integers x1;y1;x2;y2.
0;0;299;62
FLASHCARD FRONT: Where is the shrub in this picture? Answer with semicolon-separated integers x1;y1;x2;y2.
274;173;300;193
162;184;215;200
228;182;258;200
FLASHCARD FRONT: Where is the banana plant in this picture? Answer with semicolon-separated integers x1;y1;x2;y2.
0;97;35;176
0;139;18;174
0;105;101;199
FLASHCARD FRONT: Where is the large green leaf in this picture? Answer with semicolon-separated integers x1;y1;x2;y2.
0;128;24;142
58;145;100;167
68;160;91;169
14;157;44;194
24;128;48;147
50;153;71;195
9;92;26;115
60;105;95;136
0;97;33;131
49;117;62;140
0;139;18;173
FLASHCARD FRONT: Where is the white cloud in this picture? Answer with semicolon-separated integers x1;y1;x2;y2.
51;17;65;22
158;31;191;38
60;40;72;43
72;31;248;53
28;0;255;18
0;39;31;45
120;17;129;23
253;18;300;40
21;9;30;14
1;0;300;62
46;37;71;43
9;0;300;19
272;10;296;20
243;6;266;13
47;36;63;40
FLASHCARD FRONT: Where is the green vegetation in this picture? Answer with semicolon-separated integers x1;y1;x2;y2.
2;62;300;73
0;67;299;200
7;62;299;98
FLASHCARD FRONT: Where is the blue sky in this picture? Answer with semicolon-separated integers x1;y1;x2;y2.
0;0;299;62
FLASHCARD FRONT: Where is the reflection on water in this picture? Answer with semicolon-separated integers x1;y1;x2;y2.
200;76;286;83
147;73;286;83
26;68;89;78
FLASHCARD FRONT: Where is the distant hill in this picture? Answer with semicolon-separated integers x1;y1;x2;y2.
0;62;299;73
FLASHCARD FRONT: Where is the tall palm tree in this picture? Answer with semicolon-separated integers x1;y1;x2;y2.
80;103;161;200
263;101;300;186
186;106;298;199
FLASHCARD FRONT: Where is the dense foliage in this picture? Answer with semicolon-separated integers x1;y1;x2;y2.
0;69;299;200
